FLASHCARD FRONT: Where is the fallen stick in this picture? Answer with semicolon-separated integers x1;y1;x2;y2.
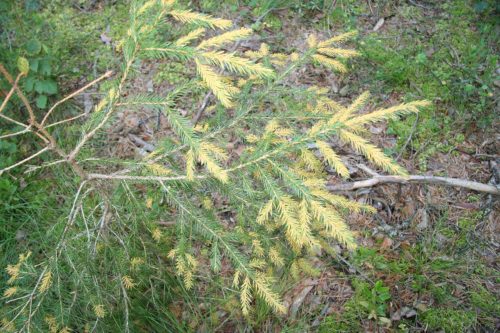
192;91;212;126
326;175;499;195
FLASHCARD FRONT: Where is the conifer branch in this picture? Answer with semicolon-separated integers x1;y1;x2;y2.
317;30;358;48
175;27;206;46
200;51;274;78
197;28;253;50
169;10;232;30
2;2;462;325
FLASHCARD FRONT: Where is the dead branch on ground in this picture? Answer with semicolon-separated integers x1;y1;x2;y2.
327;171;499;195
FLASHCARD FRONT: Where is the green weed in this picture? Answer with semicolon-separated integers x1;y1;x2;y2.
319;279;391;332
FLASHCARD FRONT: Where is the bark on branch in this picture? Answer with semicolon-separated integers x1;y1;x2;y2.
326;175;499;195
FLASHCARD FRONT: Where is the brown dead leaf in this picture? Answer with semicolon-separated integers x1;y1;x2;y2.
290;284;316;318
380;237;393;250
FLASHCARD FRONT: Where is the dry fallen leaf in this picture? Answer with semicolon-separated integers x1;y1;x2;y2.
380;237;393;250
290;283;317;318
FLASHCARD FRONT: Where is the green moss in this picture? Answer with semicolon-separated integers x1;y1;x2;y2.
319;312;361;333
471;286;500;317
154;62;190;85
263;14;283;30
421;308;476;332
356;0;498;168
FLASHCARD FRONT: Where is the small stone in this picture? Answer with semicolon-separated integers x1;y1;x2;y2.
339;85;349;96
83;94;93;114
404;309;417;318
391;310;402;321
16;229;27;241
331;81;339;93
415;303;427;312
416;208;429;231
146;80;154;92
373;18;385;32
369;125;383;134
100;33;112;45
435;233;448;244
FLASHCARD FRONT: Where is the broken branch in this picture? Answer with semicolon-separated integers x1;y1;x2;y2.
327;174;499;195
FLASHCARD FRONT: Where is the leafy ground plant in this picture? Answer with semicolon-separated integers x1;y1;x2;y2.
0;0;431;331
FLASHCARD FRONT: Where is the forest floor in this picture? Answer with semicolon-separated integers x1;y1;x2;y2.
202;2;499;332
1;0;498;332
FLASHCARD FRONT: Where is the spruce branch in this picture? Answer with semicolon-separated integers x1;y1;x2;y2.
4;2;487;326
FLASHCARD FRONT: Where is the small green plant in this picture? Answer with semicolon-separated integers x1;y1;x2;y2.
22;39;58;109
319;279;392;332
354;280;391;321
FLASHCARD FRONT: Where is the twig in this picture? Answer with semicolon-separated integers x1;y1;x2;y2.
119;276;131;333
0;146;50;176
0;64;37;125
357;163;379;176
0;127;30;140
396;113;418;161
408;0;431;9
24;159;66;174
68;49;136;162
45;112;87;128
158;221;176;226
40;70;113;126
327;174;499;195
0;73;22;113
0;65;60;147
0;111;29;128
473;153;498;160
1;65;97;176
88;173;190;182
192;91;212;125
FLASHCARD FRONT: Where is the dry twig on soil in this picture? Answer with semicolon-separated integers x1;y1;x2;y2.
327;174;499;195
